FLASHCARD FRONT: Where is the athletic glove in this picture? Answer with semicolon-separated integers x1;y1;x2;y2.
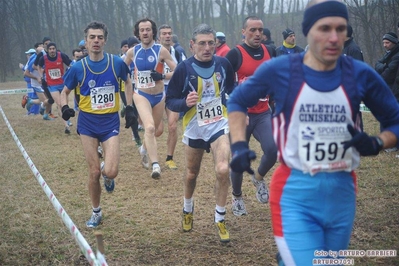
343;124;383;156
230;141;257;174
61;105;75;121
150;70;165;81
125;105;137;129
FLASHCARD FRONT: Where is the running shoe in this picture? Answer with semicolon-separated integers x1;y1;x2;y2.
139;146;149;169
252;175;269;204
64;126;71;134
182;211;193;232
25;98;33;111
49;113;58;119
21;95;28;108
101;161;114;193
43;114;54;120
86;212;102;228
97;146;103;158
165;159;177;170
231;196;247;216
215;220;230;243
120;105;126;118
384;147;398;153
151;164;161;179
182;205;194;232
39;104;45;115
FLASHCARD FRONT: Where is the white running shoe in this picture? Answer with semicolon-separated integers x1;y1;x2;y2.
252;175;269;204
231;196;247;216
151;164;161;179
139;145;149;169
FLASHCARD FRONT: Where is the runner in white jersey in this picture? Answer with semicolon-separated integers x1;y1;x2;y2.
124;18;176;179
166;24;235;243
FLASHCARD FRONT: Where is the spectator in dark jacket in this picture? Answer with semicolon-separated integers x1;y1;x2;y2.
375;32;399;100
276;28;304;56
343;25;364;61
261;28;276;50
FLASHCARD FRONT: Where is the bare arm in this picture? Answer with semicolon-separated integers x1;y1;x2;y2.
228;111;247;143
23;69;39;80
60;86;72;107
124;48;134;68
161;47;176;80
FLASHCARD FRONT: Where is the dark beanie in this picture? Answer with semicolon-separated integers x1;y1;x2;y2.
263;28;271;39
383;32;398;44
282;28;295;40
302;1;348;37
127;36;140;48
347;25;353;38
46;42;56;49
120;39;128;48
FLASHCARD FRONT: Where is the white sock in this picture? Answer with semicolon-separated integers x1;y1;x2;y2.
183;197;193;213
215;205;226;222
93;206;101;215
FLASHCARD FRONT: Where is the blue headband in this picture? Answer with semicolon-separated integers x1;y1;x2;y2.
302;1;348;37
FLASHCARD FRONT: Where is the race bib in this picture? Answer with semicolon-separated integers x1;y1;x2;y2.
298;123;352;174
136;71;155;89
48;68;61;79
90;86;115;110
196;98;224;126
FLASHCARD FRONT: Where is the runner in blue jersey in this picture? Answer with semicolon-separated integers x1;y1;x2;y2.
166;24;235;243
227;1;399;265
124;18;176;179
60;21;135;228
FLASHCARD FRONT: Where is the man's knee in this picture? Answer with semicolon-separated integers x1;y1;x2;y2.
214;161;229;179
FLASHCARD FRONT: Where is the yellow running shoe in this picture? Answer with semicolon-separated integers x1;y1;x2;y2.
182;210;193;232
165;159;177;169
215;220;230;243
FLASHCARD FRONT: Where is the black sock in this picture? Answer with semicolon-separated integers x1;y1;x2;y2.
166;155;173;161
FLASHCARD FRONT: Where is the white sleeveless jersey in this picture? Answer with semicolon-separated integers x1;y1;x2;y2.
274;83;360;175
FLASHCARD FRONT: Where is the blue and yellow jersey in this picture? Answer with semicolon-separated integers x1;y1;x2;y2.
64;53;130;114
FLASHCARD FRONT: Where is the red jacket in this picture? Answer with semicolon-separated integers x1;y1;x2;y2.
215;43;230;57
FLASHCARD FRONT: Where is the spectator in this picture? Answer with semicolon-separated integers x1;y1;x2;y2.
276;28;304;56
375;32;399;96
343;25;364;61
261;28;276;50
215;32;230;57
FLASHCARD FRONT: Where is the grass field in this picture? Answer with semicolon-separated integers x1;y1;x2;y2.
0;81;398;265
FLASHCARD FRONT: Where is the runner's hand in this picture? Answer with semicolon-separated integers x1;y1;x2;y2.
61;105;75;121
230;141;256;174
150;70;165;81
125;105;137;128
343;124;383;156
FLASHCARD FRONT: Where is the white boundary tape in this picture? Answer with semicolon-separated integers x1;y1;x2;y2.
0;88;33;94
0;106;107;266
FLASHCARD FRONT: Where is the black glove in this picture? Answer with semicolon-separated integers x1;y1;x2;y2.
150;70;165;81
61;105;75;121
125;105;137;129
343;124;383;156
230;141;257;174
